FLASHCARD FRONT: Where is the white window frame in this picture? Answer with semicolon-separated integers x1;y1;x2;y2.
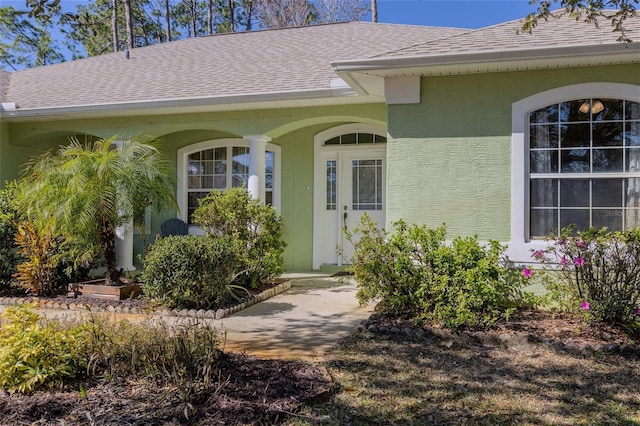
509;82;640;262
177;138;281;234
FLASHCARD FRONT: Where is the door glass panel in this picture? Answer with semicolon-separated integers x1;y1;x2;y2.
326;160;336;210
352;159;382;211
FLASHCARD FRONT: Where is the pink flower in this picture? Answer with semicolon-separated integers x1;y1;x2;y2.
560;256;568;267
580;301;590;310
577;239;587;248
636;307;640;316
522;268;532;278
574;257;585;267
532;250;545;260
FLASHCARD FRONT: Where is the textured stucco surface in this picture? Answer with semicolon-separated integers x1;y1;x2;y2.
2;103;387;271
386;64;640;241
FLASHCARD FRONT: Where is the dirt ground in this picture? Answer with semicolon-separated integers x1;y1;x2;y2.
0;295;638;425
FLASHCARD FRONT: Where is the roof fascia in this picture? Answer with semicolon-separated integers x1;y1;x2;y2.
332;43;640;74
0;86;359;120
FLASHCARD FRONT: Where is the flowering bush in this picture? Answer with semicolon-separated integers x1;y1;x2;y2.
528;227;640;325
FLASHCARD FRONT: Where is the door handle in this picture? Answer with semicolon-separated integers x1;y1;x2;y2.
343;206;348;229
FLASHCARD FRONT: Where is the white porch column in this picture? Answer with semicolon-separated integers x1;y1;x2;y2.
243;135;271;201
115;219;135;271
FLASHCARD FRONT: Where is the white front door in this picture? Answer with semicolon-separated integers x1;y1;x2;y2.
320;150;386;266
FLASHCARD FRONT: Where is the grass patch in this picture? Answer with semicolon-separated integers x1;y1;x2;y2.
289;329;640;425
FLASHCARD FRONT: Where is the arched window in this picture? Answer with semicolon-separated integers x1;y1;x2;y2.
529;98;640;237
177;139;280;224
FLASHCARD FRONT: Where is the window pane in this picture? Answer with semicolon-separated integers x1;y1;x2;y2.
531;179;558;207
375;135;388;143
530;104;558;123
325;136;340;145
626;101;640;120
626;209;640;230
592;179;623;207
560;123;590;148
342;134;357;144
593;99;623;121
358;133;374;144
561;149;590;173
560;209;590;231
530;125;558;149
560;100;589;122
213;176;226;189
627;149;640;173
265;151;274;190
232;147;249;187
531;150;558;173
352;159;382;210
626;178;640;208
593;209;623;231
188;152;201;161
326;160;336;210
627;122;640;147
593;122;623;147
531;209;557;238
201;176;213;188
560;180;589;207
202;149;214;161
204;161;214;174
592;149;623;173
188;176;200;189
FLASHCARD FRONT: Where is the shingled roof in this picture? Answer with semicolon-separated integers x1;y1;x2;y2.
374;11;640;58
1;22;465;114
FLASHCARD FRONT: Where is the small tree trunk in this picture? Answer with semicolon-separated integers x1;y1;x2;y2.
124;0;134;50
207;0;213;34
371;0;377;22
112;0;119;51
165;0;171;41
101;220;119;286
245;0;253;31
227;0;235;32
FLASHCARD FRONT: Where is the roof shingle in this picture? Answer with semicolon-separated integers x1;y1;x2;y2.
2;22;465;110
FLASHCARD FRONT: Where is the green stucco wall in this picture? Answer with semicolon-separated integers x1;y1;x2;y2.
1;103;386;271
387;64;640;241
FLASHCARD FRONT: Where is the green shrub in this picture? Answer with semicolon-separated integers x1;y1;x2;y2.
0;181;20;288
141;235;239;309
348;215;526;329
0;304;88;394
533;227;640;325
192;188;285;287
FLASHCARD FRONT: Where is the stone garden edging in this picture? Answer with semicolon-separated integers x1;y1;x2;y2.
0;281;292;320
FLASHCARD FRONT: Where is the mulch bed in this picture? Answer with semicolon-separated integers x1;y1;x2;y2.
0;353;333;425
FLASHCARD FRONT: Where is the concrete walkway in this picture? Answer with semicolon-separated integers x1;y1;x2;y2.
1;275;373;361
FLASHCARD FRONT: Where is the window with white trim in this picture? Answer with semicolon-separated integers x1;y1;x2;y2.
180;140;279;224
529;98;640;237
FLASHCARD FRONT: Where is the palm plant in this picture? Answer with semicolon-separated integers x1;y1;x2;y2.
20;136;176;285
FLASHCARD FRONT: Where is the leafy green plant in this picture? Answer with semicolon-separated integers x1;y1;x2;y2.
20;136;176;285
529;227;640;325
348;215;527;329
0;304;88;394
141;235;240;309
192;187;286;287
13;221;65;296
0;181;20;288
